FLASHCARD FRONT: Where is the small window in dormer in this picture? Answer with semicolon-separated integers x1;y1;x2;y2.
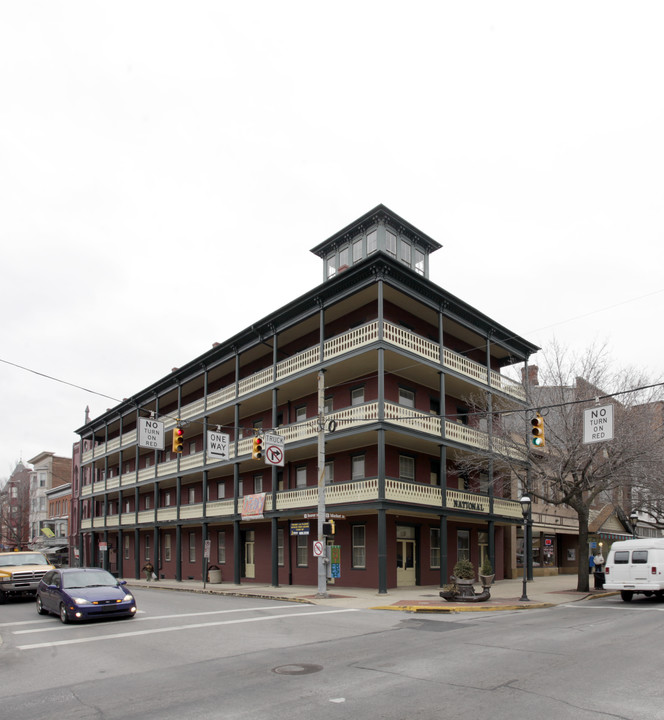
414;248;425;275
386;230;397;256
326;254;336;278
367;229;378;254
400;240;411;266
339;246;349;270
352;238;362;263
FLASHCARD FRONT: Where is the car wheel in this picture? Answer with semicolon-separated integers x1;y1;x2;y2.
36;595;48;615
59;603;70;624
620;590;634;602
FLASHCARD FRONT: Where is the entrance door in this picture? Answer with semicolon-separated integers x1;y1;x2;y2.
243;530;255;579
397;539;416;586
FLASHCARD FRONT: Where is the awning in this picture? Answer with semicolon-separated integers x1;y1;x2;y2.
44;546;68;553
597;532;633;541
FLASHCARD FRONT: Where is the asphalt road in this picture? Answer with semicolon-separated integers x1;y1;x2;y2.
2;588;664;719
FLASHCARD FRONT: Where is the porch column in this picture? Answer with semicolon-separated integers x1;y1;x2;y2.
377;508;387;594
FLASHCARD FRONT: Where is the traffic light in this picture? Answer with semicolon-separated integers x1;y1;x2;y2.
322;519;335;537
531;413;545;447
172;425;184;454
252;434;263;460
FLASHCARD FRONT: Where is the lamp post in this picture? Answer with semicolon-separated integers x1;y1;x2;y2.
519;495;531;602
630;511;639;539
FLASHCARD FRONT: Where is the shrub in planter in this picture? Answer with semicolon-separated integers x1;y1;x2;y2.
452;558;475;580
480;556;493;577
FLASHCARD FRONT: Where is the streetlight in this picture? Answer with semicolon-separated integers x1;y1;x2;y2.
519;495;532;602
630;511;639;539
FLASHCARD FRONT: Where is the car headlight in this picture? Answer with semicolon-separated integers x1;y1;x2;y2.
72;597;92;605
122;594;134;603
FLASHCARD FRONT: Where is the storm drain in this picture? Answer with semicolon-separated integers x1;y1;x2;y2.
272;664;323;675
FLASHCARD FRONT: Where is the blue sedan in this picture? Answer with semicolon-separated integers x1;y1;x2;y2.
36;567;137;623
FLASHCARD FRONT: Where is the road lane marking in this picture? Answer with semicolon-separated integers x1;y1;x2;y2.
16;608;358;650
13;605;299;634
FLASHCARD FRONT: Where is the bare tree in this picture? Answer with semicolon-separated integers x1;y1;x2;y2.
462;341;664;592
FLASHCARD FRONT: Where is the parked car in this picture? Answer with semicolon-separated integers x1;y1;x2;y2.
36;567;137;623
0;551;54;603
603;538;664;602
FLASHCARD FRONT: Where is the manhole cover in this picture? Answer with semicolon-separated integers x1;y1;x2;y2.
272;664;323;675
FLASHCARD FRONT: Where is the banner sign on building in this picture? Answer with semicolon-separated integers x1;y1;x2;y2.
241;493;266;520
138;418;165;450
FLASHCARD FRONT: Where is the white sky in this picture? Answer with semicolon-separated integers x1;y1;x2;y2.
1;1;663;480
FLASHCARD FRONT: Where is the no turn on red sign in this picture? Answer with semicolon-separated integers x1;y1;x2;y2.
313;540;325;557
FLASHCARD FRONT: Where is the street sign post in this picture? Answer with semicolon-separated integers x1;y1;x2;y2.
207;431;230;460
583;404;614;444
138;418;165;450
264;432;285;466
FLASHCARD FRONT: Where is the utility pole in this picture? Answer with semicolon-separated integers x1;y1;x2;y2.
316;370;328;598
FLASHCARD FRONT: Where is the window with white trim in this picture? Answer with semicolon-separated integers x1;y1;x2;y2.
352;525;366;568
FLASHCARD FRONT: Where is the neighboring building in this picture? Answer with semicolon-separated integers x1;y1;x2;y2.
43;482;72;566
74;205;538;590
27;452;72;549
0;461;32;550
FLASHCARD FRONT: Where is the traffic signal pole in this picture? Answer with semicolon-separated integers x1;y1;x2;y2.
316;370;328;598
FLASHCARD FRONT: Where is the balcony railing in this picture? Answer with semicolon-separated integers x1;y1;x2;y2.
82;480;522;529
82;320;525;463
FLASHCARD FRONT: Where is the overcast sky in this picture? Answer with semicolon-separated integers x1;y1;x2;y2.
1;2;663;480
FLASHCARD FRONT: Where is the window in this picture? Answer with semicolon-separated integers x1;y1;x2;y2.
414;248;425;275
351;387;364;406
399;455;415;481
324;396;334;414
324;461;334;484
188;488;196;504
238;479;244;496
217;481;225;499
400;239;411;266
296;406;307;422
351;455;365;480
457;530;470;562
352;238;362;263
386;230;397;256
188;532;196;563
399;387;415;408
326;254;336;278
430;397;440;415
296;535;308;567
145;535;151;561
339;246;349;269
456;407;469;425
296;466;307;488
189;441;196;454
366;229;377;254
430;528;441;568
352;525;366;568
254;474;263;494
164;534;172;562
633;550;648;564
429;460;440;486
145;495;151;510
218;531;226;564
614;551;629;564
124;534;130;560
277;528;285;566
164;492;171;507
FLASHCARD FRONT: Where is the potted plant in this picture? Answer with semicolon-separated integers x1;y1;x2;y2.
452;558;475;585
439;582;458;600
479;556;494;587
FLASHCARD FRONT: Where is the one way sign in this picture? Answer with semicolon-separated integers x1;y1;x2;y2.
207;431;230;460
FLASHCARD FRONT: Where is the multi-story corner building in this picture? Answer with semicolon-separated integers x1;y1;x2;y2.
27;452;72;549
44;482;72;566
74;205;538;591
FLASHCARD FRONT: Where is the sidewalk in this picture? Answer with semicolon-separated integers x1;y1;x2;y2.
127;574;616;613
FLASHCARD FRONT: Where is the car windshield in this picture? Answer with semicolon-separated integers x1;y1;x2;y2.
0;553;49;567
62;570;117;589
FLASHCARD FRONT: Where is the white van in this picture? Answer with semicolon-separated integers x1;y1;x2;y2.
603;538;664;602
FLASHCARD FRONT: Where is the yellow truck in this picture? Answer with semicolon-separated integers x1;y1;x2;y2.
0;551;55;603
